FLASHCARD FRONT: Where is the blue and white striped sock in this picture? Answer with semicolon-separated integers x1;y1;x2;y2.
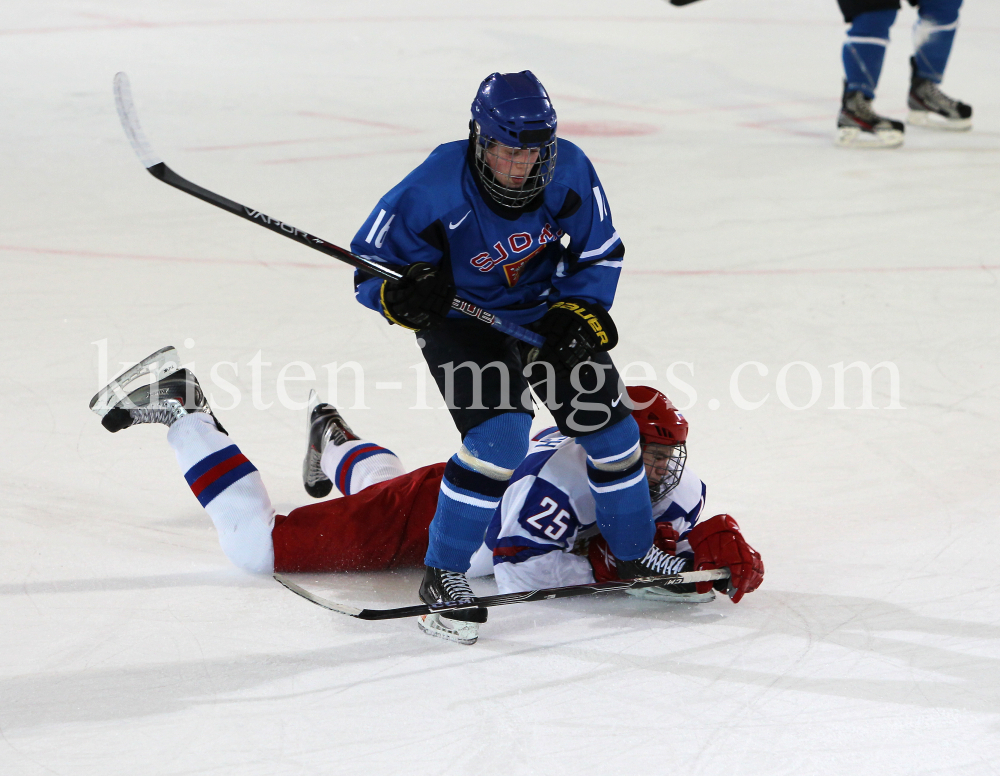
579;416;655;563
842;9;896;97
913;0;961;83
424;413;532;573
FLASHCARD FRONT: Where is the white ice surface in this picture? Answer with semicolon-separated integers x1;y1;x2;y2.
2;1;999;774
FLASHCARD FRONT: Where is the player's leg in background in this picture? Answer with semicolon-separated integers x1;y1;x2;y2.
912;0;962;83
907;0;972;128
835;1;906;147
841;5;898;98
168;412;276;574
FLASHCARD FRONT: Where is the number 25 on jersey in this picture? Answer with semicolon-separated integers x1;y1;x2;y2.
524;496;574;542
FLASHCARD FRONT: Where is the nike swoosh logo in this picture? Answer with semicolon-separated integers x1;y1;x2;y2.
611;394;623;407
449;211;471;230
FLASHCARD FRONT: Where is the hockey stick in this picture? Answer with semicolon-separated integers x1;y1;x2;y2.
274;568;730;621
112;72;545;349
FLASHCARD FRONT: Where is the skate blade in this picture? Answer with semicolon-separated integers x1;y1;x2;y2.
835;126;904;149
626;587;716;604
89;346;181;416
906;109;972;131
417;613;479;646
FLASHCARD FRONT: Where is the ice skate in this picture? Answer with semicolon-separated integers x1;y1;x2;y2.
626;585;715;604
302;389;359;498
89;349;224;433
615;544;707;597
417;566;487;646
907;57;972;131
835;85;904;149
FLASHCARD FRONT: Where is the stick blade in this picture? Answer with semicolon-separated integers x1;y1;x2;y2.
113;72;163;169
273;574;364;618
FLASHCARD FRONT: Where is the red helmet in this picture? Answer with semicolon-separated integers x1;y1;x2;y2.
626;385;688;447
626;385;688;503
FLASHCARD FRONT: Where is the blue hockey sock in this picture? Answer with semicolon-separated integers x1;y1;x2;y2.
425;412;531;572
842;9;897;97
912;0;962;82
578;416;655;563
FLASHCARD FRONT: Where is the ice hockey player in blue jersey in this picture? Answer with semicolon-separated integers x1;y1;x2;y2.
836;0;972;148
350;71;667;644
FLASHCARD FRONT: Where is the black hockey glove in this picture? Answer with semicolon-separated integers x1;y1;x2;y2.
528;299;619;375
380;262;455;330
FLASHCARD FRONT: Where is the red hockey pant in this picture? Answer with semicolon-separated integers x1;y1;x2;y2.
271;464;445;573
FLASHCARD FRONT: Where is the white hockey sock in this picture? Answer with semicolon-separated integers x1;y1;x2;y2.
320;438;405;496
167;413;275;574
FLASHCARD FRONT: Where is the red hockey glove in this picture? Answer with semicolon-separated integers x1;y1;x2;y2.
686;514;763;603
588;522;679;583
380;262;455;330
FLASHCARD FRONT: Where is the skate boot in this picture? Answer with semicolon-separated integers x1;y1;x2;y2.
302;389;358;498
835;84;904;149
907;57;972;131
617;544;714;601
100;368;224;433
417;566;487;646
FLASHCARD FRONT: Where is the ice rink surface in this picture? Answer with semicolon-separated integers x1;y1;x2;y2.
2;0;999;773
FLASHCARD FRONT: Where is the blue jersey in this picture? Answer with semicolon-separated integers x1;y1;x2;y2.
350;139;624;325
465;427;708;593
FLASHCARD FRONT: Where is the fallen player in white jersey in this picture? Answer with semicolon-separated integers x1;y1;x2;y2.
90;347;764;645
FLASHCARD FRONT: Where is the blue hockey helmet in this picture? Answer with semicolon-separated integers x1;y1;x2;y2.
470;71;558;208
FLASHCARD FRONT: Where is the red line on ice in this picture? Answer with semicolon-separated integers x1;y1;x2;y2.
3;246;997;277
4;15;998;36
0;244;326;271
0;16;853;36
557;95;835;118
185;136;368;152
260;147;434;165
296;112;420;134
629;265;1000;277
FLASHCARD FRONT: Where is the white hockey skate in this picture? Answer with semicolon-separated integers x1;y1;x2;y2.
88;345;224;432
617;545;713;602
417;567;487;646
417;612;481;646
89;345;180;417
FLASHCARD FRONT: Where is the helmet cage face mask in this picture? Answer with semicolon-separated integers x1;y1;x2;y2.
642;442;687;503
473;122;558;208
